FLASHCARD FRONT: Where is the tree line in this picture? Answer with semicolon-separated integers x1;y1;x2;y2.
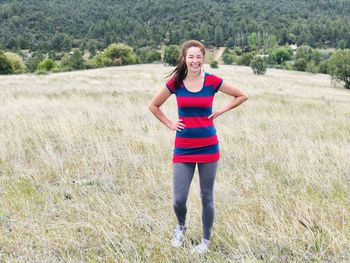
1;42;350;89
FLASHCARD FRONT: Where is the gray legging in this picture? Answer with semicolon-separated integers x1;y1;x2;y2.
173;161;219;240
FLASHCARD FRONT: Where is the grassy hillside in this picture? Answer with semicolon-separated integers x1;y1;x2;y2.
0;65;349;261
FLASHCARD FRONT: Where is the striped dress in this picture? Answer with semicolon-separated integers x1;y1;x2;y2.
166;72;223;163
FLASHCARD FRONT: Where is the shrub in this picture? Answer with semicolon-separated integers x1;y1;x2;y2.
90;53;112;68
210;60;219;68
25;56;42;73
328;49;350;89
164;45;180;66
271;46;292;64
318;60;328;74
35;69;49;75
294;58;307;71
0;51;14;74
5;52;26;73
295;45;313;61
90;43;139;67
250;56;267;75
222;48;237;65
36;59;56;72
104;43;139;65
69;49;85;70
145;49;161;63
237;52;255;66
306;61;318;74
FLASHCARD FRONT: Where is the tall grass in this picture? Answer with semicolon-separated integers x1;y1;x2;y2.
0;65;349;262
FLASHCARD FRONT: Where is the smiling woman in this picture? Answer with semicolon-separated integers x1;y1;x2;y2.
149;39;248;255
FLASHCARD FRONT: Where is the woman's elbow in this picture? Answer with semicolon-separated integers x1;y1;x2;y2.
148;104;158;113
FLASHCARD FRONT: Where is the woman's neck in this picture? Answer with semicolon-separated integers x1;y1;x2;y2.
185;70;203;81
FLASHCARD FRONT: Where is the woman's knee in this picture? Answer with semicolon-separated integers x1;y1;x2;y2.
200;192;214;205
173;197;187;209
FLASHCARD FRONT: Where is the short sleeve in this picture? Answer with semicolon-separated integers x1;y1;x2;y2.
212;74;223;93
165;76;176;94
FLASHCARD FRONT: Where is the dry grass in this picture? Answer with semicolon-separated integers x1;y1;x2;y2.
0;64;349;262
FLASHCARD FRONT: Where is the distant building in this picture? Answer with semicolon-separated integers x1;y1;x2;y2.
21;49;32;59
289;44;298;55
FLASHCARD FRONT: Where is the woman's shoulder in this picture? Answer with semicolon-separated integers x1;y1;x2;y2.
204;72;223;83
165;75;176;93
204;72;223;93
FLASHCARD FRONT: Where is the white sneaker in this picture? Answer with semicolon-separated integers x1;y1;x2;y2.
191;238;210;255
171;225;186;247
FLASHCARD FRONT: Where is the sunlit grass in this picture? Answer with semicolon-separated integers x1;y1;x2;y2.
0;64;349;262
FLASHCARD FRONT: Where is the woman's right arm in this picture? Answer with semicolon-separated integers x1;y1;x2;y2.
148;86;185;131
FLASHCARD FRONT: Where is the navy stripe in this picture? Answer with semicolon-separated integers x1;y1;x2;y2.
176;126;216;138
214;79;223;93
174;144;219;155
178;107;212;117
166;84;174;94
176;85;215;97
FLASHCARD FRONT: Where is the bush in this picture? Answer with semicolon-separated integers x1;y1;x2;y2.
51;67;62;73
36;59;56;72
90;53;112;68
283;62;294;71
237;52;255;66
69;49;85;70
271;46;292;64
0;51;14;74
164;45;180;66
295;45;313;62
104;43;139;65
222;48;237;65
318;60;328;74
5;52;26;73
35;69;49;75
306;61;318;74
294;58;307;71
234;47;243;56
25;56;42;73
210;60;218;68
84;61;98;70
250;56;267;75
145;49;161;63
222;53;236;64
328;49;350;89
90;43;139;67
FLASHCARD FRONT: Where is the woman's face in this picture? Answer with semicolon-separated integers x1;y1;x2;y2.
185;46;204;74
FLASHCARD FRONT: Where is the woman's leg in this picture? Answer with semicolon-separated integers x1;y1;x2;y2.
173;162;196;226
197;161;219;240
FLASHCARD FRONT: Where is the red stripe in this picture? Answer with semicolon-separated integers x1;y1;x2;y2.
177;96;213;108
181;117;213;128
173;152;220;163
175;136;218;148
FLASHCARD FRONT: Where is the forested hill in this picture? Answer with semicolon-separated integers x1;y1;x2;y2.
1;0;350;52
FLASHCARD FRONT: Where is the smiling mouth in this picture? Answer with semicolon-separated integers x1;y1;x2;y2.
191;63;200;69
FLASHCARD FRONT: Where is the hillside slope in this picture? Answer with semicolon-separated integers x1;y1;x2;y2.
0;0;350;51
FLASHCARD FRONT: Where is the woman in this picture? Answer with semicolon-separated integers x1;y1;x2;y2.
149;40;248;254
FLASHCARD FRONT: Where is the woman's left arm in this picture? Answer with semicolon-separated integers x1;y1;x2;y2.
208;80;248;119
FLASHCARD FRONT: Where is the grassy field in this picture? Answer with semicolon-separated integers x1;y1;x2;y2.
0;64;349;262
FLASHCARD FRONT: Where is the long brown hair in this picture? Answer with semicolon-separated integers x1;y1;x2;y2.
168;40;206;89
